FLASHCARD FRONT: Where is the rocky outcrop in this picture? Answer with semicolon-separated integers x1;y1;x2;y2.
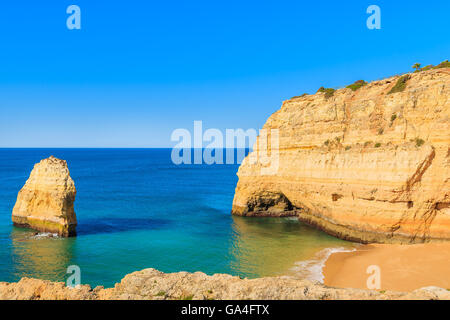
12;156;77;237
1;268;449;300
232;68;450;243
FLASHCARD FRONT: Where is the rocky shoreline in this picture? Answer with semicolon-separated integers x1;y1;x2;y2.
1;268;449;300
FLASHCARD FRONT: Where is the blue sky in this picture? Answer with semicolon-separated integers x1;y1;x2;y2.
0;0;448;147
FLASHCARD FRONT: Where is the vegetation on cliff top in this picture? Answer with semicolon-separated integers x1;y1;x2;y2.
290;93;308;99
412;59;449;72
290;60;447;101
346;80;367;91
317;87;335;99
412;63;421;72
435;60;450;68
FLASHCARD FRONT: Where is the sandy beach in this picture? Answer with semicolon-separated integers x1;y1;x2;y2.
323;243;450;292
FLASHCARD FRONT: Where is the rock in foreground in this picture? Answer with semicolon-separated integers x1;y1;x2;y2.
232;68;450;243
0;268;449;300
12;156;77;237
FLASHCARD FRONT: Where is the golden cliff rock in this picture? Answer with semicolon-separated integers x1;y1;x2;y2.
12;156;77;237
232;68;450;243
1;268;449;300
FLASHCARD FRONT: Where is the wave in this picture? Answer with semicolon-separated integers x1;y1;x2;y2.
30;232;59;239
290;247;356;283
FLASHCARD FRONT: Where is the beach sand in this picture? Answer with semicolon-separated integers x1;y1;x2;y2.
323;243;450;292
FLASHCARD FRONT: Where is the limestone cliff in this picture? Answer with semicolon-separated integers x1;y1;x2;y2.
12;156;77;237
0;268;449;300
232;68;450;243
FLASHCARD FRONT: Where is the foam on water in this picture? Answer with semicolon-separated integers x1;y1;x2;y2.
31;232;59;239
291;247;357;283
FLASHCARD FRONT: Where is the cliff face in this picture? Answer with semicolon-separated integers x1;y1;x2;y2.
12;156;77;237
232;68;450;243
1;268;449;300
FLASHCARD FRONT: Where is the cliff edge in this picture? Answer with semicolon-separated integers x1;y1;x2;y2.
12;156;77;237
232;68;450;243
1;268;449;300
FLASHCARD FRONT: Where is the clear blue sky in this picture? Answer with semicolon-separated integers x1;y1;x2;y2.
0;0;448;147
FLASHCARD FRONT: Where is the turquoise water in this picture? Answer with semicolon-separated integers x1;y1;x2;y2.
0;149;353;288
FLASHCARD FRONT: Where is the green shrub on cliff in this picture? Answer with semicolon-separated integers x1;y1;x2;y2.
433;60;449;69
415;138;425;147
391;114;397;122
317;87;336;99
421;64;434;71
388;75;410;94
346;80;367;91
412;63;421;72
291;93;308;99
409;60;448;72
413;64;435;72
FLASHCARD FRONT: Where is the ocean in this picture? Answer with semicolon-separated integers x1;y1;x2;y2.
0;148;355;288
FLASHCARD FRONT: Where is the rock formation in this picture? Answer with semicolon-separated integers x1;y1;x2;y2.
0;268;449;300
12;156;77;237
232;68;450;243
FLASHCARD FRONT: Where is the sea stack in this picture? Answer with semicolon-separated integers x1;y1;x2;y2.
232;67;450;243
12;156;77;237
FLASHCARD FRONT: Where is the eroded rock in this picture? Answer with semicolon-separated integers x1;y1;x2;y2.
0;269;449;300
232;68;450;243
12;156;77;237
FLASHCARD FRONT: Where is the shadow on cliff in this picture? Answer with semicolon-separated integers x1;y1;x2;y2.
76;217;172;236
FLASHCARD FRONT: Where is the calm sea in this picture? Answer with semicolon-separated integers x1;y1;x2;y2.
0;149;354;288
